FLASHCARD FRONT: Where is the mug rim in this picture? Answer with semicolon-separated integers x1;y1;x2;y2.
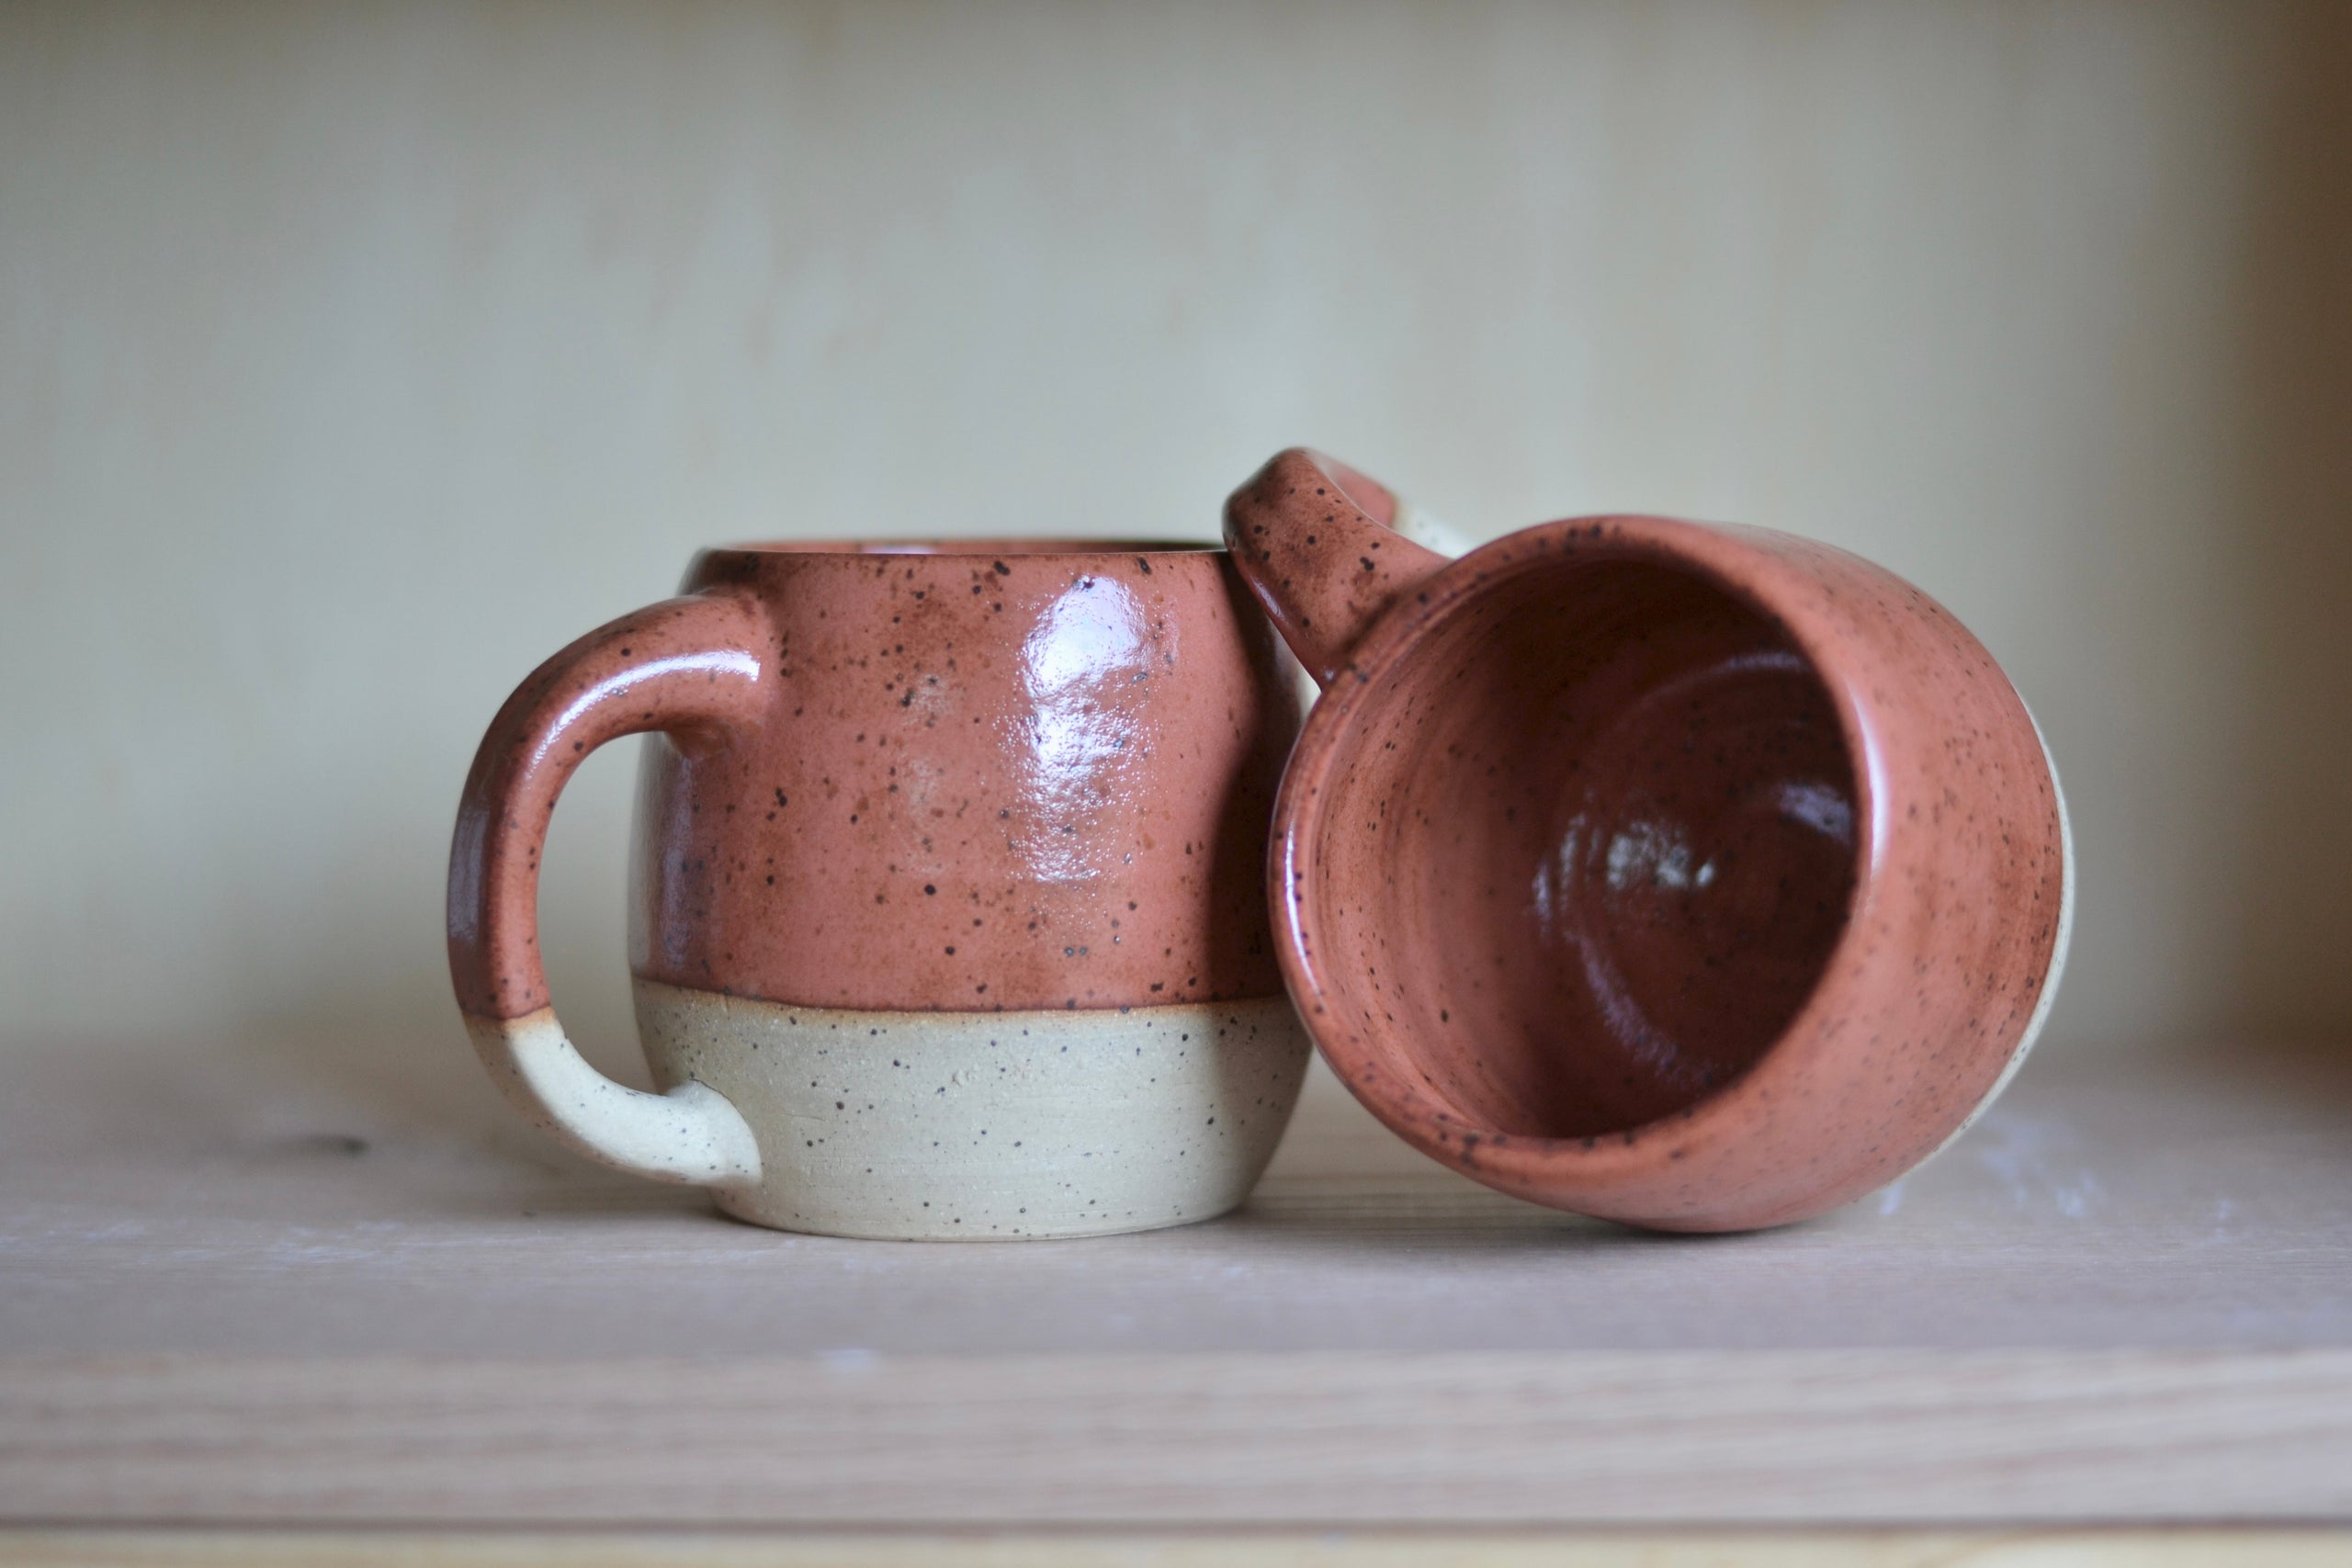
1270;513;1898;1210
704;537;1222;558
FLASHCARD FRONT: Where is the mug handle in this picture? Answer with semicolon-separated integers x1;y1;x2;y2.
447;591;767;1189
1222;448;1451;688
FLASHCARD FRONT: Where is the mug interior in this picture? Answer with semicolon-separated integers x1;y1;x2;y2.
1305;552;1860;1139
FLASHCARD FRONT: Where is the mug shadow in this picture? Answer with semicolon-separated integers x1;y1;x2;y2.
1210;1184;1753;1260
1201;1059;1799;1259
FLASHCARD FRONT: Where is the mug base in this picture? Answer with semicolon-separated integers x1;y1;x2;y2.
633;982;1311;1240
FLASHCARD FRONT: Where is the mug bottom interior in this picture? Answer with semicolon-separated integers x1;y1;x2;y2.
1306;554;1860;1142
634;981;1311;1239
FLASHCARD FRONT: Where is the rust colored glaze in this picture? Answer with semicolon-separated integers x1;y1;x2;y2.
450;542;1298;1019
1225;449;2067;1233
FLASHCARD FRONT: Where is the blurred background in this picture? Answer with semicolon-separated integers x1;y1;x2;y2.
4;0;2346;1079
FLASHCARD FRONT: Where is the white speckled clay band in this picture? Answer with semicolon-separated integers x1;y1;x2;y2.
1923;704;2078;1164
464;1008;763;1187
635;983;1312;1240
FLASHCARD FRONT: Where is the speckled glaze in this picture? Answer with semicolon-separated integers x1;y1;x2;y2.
637;984;1308;1239
1226;449;2072;1233
448;541;1307;1236
1283;468;1476;714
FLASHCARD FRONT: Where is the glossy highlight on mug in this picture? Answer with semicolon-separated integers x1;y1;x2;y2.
1011;571;1155;886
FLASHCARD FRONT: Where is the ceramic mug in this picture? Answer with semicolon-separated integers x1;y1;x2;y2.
1225;449;2073;1232
448;541;1310;1239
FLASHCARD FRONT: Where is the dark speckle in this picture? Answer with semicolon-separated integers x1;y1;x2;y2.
282;1133;368;1158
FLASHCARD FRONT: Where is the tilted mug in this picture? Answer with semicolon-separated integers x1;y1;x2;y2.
1225;449;2073;1232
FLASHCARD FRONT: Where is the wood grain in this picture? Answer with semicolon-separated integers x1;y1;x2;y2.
3;1033;2349;1523
4;1527;2352;1568
7;1351;2352;1524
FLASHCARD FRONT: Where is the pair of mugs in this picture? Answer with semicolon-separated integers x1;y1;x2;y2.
448;449;2071;1237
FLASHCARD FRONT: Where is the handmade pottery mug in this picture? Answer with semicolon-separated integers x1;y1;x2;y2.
1225;449;2073;1232
448;541;1310;1239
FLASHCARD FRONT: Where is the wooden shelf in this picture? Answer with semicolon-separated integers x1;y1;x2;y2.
4;1028;2349;1525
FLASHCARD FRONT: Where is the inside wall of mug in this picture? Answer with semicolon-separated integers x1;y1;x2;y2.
1311;558;1860;1140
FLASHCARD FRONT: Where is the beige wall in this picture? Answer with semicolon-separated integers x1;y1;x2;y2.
4;1;2347;1068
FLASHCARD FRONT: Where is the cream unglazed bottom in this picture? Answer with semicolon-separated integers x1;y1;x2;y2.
463;988;1312;1240
636;984;1307;1239
467;990;1311;1239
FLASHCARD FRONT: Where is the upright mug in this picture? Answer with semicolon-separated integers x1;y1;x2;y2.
448;541;1311;1239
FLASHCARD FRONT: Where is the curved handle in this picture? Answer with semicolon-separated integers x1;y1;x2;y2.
447;592;767;1188
1222;448;1451;688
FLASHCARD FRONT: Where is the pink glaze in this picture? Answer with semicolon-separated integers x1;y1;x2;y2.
450;542;1299;1021
1226;449;2067;1232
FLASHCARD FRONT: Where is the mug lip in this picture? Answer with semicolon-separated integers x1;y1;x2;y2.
1271;513;1893;1202
704;536;1222;558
